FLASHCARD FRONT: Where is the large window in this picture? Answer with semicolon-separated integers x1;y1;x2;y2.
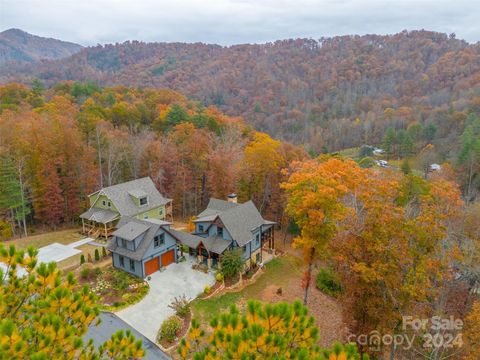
118;237;126;248
217;227;223;237
255;233;260;246
119;255;125;267
154;233;165;248
130;259;135;271
140;196;148;206
198;224;204;232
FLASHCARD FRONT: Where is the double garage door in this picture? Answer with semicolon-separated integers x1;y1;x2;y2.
144;249;175;276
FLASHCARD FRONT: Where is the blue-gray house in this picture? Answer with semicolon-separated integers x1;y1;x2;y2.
107;217;178;278
170;195;276;270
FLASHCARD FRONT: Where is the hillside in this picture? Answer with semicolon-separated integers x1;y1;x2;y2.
0;28;83;63
0;30;479;154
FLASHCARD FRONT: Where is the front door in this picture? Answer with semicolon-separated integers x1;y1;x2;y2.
145;257;160;276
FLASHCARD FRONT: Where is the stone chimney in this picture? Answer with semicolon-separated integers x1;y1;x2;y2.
227;193;238;203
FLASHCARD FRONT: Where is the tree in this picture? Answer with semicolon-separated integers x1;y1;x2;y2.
282;157;366;305
0;156;29;237
220;249;244;279
382;128;396;158
400;158;411;174
457;114;480;201
0;244;145;359
179;300;367;359
463;301;480;360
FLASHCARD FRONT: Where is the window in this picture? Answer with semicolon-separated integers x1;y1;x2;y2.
119;255;124;267
159;208;163;215
242;245;247;252
217;227;223;237
255;233;260;246
107;201;111;207
102;200;106;206
140;196;148;206
198;224;204;232
130;259;135;271
144;213;149;219
119;238;126;248
154;233;165;247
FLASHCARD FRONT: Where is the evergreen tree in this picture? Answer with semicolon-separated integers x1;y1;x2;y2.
0;157;29;237
382;127;396;158
458;114;480;201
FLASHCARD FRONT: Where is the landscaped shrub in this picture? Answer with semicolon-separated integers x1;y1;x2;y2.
94;267;102;277
220;249;243;279
87;253;93;263
102;247;107;258
80;267;91;279
80;254;85;265
315;268;343;297
215;272;224;282
158;315;182;343
168;295;191;318
94;249;100;261
204;285;211;294
111;271;129;291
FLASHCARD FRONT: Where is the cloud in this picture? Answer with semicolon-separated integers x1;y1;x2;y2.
1;0;478;45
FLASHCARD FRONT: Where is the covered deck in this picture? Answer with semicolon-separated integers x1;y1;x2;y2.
80;207;120;239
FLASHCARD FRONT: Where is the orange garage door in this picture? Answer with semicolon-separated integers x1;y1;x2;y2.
145;257;159;276
161;250;175;267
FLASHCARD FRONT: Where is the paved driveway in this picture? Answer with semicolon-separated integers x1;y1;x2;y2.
36;237;94;264
84;312;170;360
116;257;215;342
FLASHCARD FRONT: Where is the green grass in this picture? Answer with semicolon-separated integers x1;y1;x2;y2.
6;228;83;250
191;255;302;326
336;147;360;160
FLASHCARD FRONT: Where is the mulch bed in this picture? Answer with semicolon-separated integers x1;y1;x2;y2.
158;310;192;349
224;274;240;287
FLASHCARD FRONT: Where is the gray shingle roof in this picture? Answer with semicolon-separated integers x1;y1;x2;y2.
196;198;238;219
93;177;170;217
107;217;168;261
80;207;120;224
112;222;150;241
216;200;273;247
168;229;202;249
201;236;231;254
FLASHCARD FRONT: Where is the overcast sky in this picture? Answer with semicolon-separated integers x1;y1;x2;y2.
1;0;479;46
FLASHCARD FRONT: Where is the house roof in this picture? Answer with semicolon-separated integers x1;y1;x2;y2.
112;221;150;241
216;200;271;246
107;217;169;261
196;198;238;220
92;177;170;217
80;207;120;224
168;229;202;249
201;236;231;254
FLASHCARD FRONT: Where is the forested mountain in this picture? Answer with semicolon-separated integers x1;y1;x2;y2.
1;30;479;155
0;29;83;63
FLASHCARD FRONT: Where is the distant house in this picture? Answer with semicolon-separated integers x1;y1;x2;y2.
373;147;385;155
107;217;178;278
80;177;172;239
430;163;441;171
170;195;276;270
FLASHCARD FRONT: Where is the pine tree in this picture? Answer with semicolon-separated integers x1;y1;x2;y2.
0;156;30;237
0;244;144;359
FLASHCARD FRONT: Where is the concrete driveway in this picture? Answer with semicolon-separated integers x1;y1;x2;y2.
116;257;215;342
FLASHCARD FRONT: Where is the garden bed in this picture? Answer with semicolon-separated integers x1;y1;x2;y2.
157;309;192;349
77;266;149;311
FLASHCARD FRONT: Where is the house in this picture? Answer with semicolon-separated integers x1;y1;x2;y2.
170;195;276;270
107;217;178;278
430;163;441;171
80;177;172;239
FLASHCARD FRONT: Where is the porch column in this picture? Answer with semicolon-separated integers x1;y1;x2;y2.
104;223;107;239
207;252;212;268
82;218;85;234
272;227;275;250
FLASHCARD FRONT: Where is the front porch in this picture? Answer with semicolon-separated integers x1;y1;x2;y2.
80;207;120;240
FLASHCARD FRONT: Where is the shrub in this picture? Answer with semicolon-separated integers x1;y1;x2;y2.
358;156;375;168
0;220;13;241
215;272;224;282
87;253;93;263
102;247;107;257
168;294;191;318
204;285;211;294
111;271;129;291
315;268;343;297
94;249;100;261
80;267;91;279
80;254;85;265
94;267;102;277
220;249;243;279
158;316;182;343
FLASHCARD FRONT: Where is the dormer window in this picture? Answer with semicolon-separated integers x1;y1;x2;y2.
217;227;223;237
140;196;148;206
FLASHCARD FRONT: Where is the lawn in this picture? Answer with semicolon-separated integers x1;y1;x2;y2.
6;228;83;250
191;255;303;325
191;254;344;347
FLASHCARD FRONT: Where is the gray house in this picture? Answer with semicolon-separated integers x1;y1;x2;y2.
107;217;178;278
171;195;276;270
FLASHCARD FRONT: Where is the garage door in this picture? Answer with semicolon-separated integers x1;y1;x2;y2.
161;250;175;267
144;257;159;276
